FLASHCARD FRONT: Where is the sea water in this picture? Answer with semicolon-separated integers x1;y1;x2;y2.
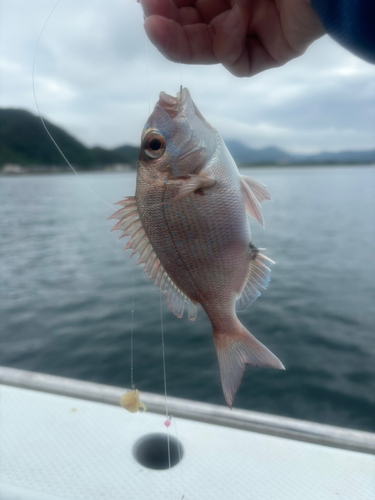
0;166;374;431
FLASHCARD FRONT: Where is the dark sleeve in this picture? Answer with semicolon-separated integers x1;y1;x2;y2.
311;0;375;63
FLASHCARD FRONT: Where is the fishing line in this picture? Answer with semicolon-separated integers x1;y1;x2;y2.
130;292;136;389
139;4;185;498
165;13;187;500
32;0;113;210
138;1;151;115
173;417;186;500
160;294;173;500
144;29;151;116
173;3;183;91
139;2;175;496
152;5;186;499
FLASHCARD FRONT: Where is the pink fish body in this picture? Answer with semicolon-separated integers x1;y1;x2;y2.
110;88;284;407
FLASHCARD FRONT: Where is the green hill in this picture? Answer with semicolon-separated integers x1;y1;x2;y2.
0;108;139;169
2;108;373;171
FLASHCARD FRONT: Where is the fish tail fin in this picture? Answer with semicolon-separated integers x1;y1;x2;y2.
213;321;285;408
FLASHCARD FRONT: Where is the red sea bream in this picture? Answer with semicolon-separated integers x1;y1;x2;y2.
110;88;284;407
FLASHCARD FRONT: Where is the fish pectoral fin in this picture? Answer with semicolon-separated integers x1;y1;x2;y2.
168;175;216;203
241;175;271;203
214;321;284;408
240;175;271;228
236;247;275;311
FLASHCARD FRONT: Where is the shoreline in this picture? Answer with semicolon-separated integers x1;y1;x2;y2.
1;162;374;177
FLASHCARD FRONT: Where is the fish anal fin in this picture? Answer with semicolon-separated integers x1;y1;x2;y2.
161;275;198;321
168;175;216;203
154;265;164;287
137;243;153;265
144;253;157;274
150;259;161;280
110;197;198;320
188;300;198;321
130;235;148;258
240;176;271;227
214;321;284;408
236;246;275;311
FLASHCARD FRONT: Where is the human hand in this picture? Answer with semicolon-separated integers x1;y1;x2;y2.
141;0;325;77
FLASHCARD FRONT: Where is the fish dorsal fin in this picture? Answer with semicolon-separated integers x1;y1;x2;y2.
236;246;275;311
240;175;271;228
109;197;198;321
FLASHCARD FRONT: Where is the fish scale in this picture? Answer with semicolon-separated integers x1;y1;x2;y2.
111;88;285;407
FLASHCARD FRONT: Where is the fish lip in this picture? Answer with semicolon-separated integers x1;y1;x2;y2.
157;87;190;119
158;87;213;132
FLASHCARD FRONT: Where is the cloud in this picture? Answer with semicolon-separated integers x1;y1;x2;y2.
1;0;374;153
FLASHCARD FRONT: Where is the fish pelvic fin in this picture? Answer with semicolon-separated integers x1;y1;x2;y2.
213;321;284;408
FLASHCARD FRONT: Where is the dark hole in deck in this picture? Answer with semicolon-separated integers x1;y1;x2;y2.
133;433;183;470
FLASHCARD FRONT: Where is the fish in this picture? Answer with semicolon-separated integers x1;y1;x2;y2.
110;87;285;407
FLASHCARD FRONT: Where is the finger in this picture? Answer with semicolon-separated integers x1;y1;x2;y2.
212;3;295;77
211;5;250;75
179;7;203;26
141;0;180;22
141;0;224;27
144;15;216;64
142;0;203;26
195;0;231;24
249;1;298;64
174;0;195;7
244;37;280;77
226;36;288;78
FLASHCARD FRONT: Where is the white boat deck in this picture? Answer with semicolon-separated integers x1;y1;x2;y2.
0;367;374;500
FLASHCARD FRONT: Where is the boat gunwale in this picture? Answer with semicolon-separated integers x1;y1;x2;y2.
1;365;374;455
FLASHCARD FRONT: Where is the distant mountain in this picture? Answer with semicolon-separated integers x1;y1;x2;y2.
113;145;140;162
293;150;375;164
225;138;375;165
1;108;374;171
0;108;139;169
225;139;293;164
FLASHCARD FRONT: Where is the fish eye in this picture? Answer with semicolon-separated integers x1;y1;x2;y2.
143;131;166;159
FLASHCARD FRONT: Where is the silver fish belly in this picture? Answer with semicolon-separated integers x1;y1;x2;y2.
110;88;284;407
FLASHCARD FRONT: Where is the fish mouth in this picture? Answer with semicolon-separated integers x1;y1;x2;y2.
158;87;213;131
158;87;190;119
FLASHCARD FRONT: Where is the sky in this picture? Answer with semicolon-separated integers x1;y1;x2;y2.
1;0;375;154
